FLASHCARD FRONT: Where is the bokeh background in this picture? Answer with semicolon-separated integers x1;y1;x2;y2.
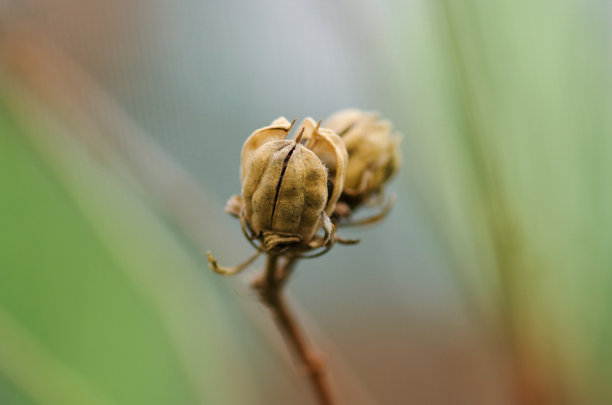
1;1;611;404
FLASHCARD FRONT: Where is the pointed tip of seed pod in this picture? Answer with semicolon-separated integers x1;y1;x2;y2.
295;127;305;144
314;119;321;133
283;119;297;140
288;118;297;134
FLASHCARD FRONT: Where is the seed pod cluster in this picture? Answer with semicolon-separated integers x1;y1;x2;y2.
208;111;401;275
324;109;402;211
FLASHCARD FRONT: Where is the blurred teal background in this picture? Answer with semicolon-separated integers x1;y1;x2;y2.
1;0;611;404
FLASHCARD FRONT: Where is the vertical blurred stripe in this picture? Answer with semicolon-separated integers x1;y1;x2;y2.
401;0;612;403
0;28;262;405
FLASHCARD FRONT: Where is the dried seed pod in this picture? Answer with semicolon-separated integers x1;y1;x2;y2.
238;117;347;255
324;109;401;209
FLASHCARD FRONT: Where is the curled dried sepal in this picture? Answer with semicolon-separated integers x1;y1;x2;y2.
240;117;295;181
207;250;262;276
225;195;243;217
297;217;358;259
262;231;303;254
298;118;347;216
337;193;397;228
324;109;402;211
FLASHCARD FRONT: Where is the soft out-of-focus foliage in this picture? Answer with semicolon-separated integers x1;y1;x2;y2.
0;86;257;405
0;34;306;404
1;0;612;404
402;1;612;403
0;101;194;404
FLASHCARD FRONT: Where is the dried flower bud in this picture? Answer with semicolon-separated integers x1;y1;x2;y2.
324;109;401;208
237;117;347;254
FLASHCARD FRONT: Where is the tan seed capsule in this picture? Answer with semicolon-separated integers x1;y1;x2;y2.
324;109;402;208
236;117;347;254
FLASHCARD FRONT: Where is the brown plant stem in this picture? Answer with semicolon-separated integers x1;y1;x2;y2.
254;254;335;405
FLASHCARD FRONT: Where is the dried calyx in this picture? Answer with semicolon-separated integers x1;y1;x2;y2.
208;117;352;275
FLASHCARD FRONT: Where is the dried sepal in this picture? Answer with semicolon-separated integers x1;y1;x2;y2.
337;193;396;228
300;117;347;216
306;211;334;249
262;231;302;253
207;250;262;276
323;109;367;135
297;213;358;258
225;194;243;217
240;117;295;181
240;213;264;252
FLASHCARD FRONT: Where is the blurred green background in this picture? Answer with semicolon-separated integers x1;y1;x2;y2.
1;1;611;404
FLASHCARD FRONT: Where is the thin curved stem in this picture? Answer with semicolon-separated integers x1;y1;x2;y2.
255;255;335;405
207;250;261;276
338;193;396;228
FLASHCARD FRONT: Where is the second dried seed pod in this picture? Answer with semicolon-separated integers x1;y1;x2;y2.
324;109;401;211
